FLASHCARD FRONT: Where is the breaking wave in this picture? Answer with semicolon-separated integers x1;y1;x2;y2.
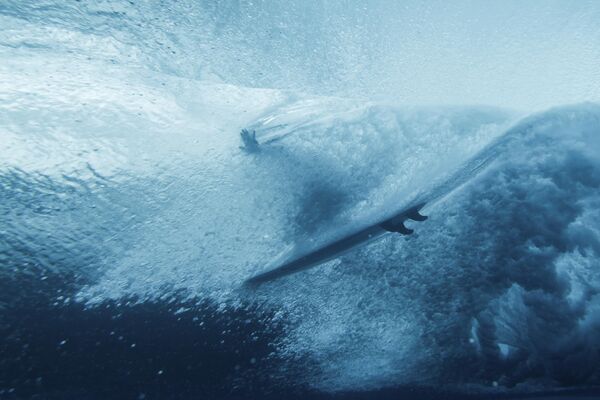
2;1;600;398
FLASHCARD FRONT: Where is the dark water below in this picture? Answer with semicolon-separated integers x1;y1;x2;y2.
2;274;599;400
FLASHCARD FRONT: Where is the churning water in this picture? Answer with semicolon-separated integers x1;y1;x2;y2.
2;1;600;399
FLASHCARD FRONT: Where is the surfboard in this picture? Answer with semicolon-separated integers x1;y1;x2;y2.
244;203;427;287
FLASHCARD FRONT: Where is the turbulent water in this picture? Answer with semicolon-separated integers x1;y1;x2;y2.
2;1;600;399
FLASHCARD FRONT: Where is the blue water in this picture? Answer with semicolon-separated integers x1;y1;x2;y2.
2;1;600;399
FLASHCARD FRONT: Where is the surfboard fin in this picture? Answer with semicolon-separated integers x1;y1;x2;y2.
380;221;414;235
406;209;427;221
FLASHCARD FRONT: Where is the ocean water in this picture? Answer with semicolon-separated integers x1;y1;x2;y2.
1;1;600;399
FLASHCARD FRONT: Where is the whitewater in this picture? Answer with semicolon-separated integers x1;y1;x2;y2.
2;1;600;398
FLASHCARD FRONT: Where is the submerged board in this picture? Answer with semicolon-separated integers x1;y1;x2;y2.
244;203;427;287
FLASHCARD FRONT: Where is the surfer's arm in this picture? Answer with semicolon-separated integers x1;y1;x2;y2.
240;129;260;153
